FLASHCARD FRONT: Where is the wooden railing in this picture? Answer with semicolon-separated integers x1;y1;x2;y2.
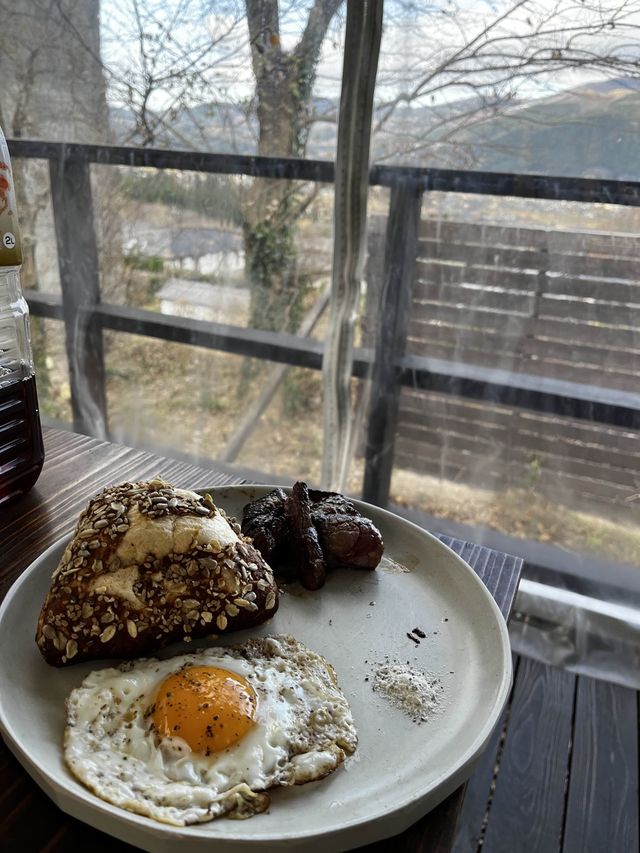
366;215;640;517
9;138;640;516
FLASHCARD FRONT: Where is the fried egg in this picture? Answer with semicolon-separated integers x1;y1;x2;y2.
64;634;357;825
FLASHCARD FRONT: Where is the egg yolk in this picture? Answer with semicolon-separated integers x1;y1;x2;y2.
152;666;257;754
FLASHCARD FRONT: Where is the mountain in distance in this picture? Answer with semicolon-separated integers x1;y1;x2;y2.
448;78;640;179
109;102;258;155
108;77;640;181
369;77;640;180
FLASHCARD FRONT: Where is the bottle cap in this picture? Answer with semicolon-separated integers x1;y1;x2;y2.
0;127;23;268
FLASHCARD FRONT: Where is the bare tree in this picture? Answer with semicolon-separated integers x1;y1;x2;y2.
99;0;640;325
370;0;640;165
0;0;109;287
102;0;248;148
5;0;640;325
0;0;109;406
0;0;108;145
242;0;343;331
100;1;345;333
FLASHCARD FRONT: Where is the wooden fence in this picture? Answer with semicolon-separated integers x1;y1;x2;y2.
368;217;640;517
9;139;640;525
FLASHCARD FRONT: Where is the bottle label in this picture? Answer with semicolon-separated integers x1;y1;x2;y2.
0;129;22;267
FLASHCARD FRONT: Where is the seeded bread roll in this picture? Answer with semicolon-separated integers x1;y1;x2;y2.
36;478;279;666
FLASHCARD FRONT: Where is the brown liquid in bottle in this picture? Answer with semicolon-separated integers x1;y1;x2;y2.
0;374;45;506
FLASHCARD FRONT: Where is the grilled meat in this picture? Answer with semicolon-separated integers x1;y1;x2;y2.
240;487;288;564
284;482;326;590
308;489;384;569
241;482;384;590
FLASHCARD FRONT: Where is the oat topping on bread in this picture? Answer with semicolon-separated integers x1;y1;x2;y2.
36;478;279;666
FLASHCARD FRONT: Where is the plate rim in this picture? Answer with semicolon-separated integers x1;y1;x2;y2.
0;484;513;850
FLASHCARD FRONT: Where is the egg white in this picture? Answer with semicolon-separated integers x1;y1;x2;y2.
64;634;357;826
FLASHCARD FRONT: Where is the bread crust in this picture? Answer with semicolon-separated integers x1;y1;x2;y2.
35;478;279;666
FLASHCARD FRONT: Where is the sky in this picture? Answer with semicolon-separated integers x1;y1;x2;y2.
98;0;639;114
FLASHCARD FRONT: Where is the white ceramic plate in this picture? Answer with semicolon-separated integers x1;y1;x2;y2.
0;485;511;853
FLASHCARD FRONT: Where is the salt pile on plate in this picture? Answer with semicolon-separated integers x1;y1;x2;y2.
372;663;442;723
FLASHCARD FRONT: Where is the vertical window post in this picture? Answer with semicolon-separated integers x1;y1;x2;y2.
363;177;423;506
50;149;108;438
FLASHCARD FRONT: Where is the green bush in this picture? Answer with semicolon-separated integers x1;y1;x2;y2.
124;254;165;272
120;170;243;226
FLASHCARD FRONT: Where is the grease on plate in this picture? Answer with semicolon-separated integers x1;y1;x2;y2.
378;555;412;574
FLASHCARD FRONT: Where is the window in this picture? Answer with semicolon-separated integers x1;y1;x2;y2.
2;0;638;592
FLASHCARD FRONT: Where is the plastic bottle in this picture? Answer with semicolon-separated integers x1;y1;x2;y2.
0;126;44;505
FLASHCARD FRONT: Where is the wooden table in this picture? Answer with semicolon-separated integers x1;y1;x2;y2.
0;427;525;853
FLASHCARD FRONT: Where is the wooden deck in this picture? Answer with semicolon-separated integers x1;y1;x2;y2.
452;657;638;853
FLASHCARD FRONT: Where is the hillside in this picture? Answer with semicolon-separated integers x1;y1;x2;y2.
452;80;640;179
108;77;640;180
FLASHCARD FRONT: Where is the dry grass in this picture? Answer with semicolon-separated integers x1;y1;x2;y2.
390;470;640;566
38;327;640;568
95;332;640;569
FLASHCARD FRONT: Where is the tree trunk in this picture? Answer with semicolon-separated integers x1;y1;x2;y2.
0;0;109;413
243;0;342;332
243;48;306;333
